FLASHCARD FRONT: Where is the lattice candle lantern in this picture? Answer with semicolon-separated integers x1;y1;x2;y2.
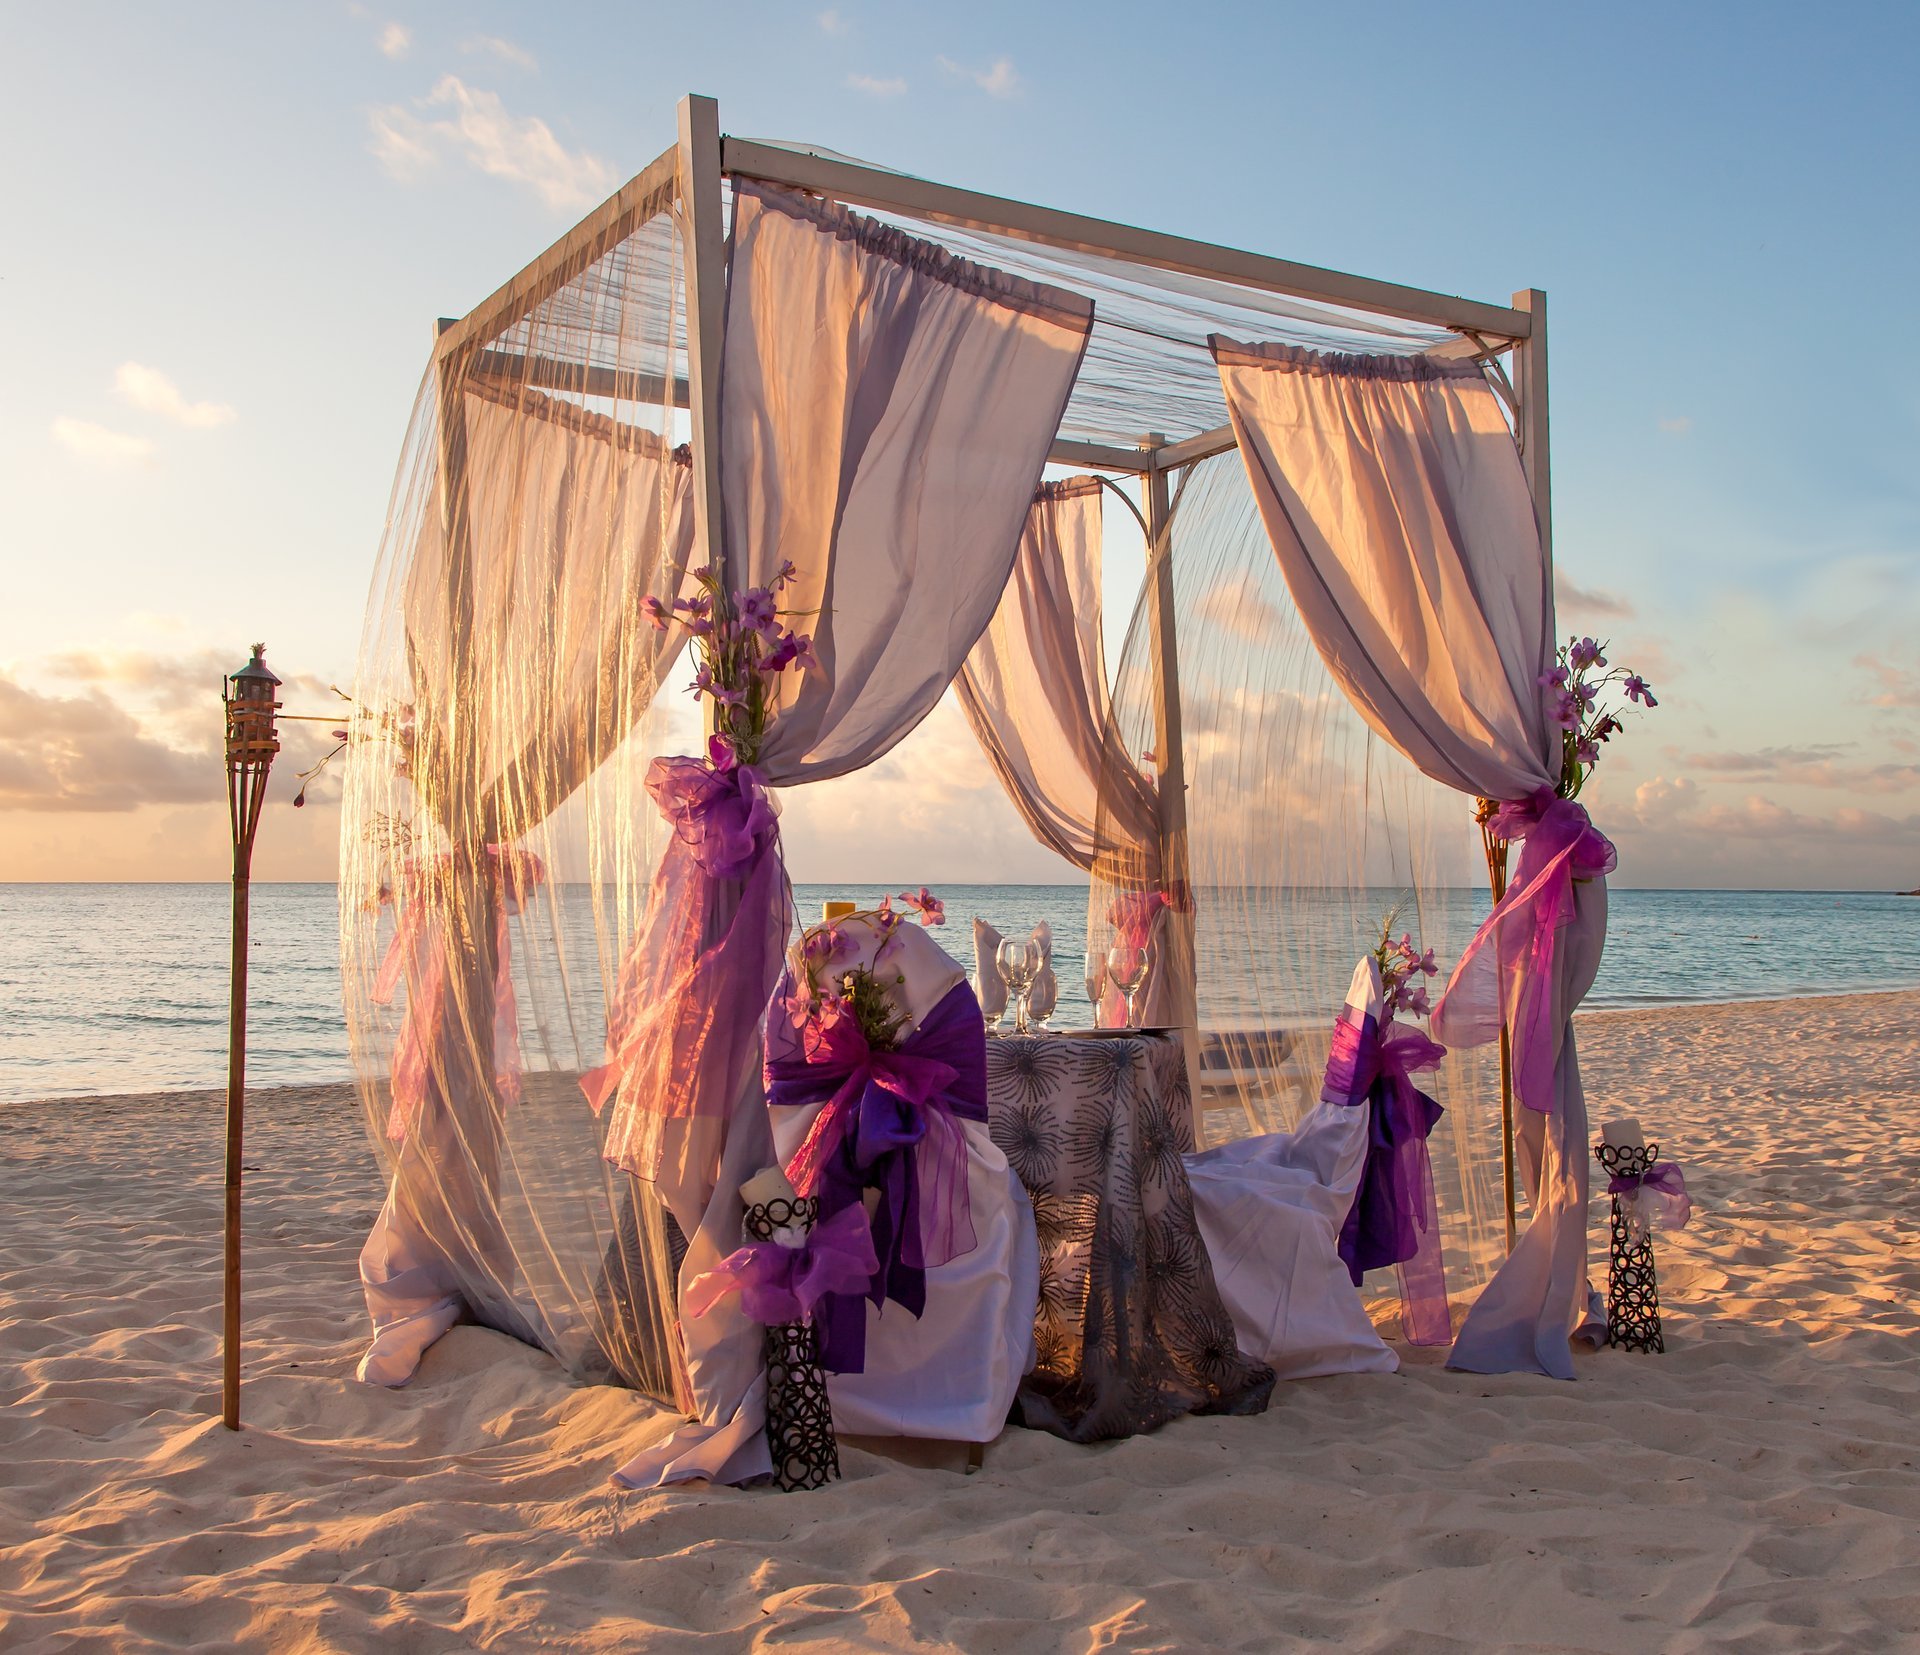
1593;1117;1679;1353
738;1166;841;1492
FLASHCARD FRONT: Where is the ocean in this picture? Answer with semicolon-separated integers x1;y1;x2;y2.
2;882;1915;1103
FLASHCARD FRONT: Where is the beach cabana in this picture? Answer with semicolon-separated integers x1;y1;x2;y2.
340;94;1612;1480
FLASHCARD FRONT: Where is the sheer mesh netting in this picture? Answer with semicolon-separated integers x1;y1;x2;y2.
340;161;700;1398
1086;451;1510;1295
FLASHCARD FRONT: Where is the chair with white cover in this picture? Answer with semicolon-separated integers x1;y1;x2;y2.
767;915;1040;1443
1183;957;1398;1379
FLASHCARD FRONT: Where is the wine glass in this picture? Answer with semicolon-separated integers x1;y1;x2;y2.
1105;944;1150;1029
997;937;1039;1035
1083;949;1108;1030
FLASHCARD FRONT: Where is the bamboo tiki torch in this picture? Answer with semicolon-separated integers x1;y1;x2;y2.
222;645;281;1430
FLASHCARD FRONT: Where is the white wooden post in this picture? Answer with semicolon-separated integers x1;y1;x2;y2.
1140;446;1202;1144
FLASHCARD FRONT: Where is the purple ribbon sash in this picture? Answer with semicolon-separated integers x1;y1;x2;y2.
584;757;790;1219
1607;1161;1692;1239
1431;787;1616;1114
682;1202;880;1326
1322;1007;1451;1346
767;981;988;1374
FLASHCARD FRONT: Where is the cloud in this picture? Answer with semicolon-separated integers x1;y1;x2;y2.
0;651;342;815
369;76;616;211
114;362;235;429
0;673;213;813
1679;746;1920;794
51;417;154;465
378;21;410;59
1552;571;1635;620
938;54;1019;98
817;8;851;33
1656;415;1692;435
1855;653;1920;709
1193;570;1287;647
846;72;907;97
462;34;537;70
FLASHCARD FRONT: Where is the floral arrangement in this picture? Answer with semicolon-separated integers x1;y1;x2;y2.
1373;909;1440;1020
785;892;947;1054
1539;635;1657;800
643;558;818;768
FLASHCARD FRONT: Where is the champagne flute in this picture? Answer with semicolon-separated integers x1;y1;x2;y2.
1083;949;1108;1030
997;937;1039;1035
1105;944;1150;1029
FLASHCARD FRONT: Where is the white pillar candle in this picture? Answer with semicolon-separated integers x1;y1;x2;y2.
1600;1117;1645;1151
741;1164;799;1207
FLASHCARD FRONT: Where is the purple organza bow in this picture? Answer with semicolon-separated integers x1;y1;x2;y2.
682;1201;881;1326
1431;786;1617;1114
584;756;790;1211
768;982;988;1374
1607;1161;1692;1240
650;753;778;880
1322;1007;1451;1346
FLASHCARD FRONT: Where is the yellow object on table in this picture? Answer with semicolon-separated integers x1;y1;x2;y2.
822;900;857;922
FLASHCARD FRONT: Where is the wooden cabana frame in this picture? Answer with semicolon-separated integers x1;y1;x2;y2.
427;91;1552;1228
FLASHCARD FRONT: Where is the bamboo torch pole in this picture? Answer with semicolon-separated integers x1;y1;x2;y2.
222;645;281;1430
1476;799;1516;1252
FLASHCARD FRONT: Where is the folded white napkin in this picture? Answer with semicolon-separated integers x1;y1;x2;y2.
1027;921;1058;1021
972;918;1006;1016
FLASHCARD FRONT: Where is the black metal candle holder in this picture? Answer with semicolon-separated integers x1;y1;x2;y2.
742;1193;840;1491
1593;1141;1664;1353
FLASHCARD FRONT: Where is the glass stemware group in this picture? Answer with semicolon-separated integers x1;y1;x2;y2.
996;936;1041;1035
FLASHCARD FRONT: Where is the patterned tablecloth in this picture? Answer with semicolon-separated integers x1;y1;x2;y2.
985;1031;1275;1441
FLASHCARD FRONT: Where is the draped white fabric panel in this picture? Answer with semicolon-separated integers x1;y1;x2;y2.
955;477;1158;875
609;179;1096;1489
1210;339;1558;801
723;180;1095;785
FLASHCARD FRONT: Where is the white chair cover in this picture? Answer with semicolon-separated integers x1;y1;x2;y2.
1184;957;1395;1378
767;919;1040;1442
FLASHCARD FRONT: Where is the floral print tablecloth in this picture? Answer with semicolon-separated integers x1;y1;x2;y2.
986;1031;1274;1441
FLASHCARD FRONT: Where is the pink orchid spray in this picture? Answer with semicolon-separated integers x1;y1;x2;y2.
1537;635;1658;800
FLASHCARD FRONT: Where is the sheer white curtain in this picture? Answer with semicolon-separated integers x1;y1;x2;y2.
349;366;697;1394
606;180;1094;1486
1211;337;1605;1378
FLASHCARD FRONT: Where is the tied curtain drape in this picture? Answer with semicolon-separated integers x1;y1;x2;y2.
953;479;1178;1027
355;373;697;1390
1210;336;1607;1378
596;179;1094;1486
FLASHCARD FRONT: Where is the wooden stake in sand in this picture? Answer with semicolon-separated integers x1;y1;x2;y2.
1477;800;1518;1254
222;646;281;1431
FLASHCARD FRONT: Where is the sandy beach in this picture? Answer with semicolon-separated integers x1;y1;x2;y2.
3;991;1917;1653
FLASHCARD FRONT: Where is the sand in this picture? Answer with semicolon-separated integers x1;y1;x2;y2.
3;992;1917;1652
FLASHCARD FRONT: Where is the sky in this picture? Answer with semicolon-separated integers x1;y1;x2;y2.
2;1;1917;890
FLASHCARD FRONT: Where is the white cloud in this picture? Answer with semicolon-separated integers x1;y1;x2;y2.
817;9;851;34
939;54;1019;98
846;72;907;98
368;76;616;212
378;21;411;59
1553;571;1634;619
114;363;235;429
50;418;154;465
1657;415;1692;435
462;34;537;70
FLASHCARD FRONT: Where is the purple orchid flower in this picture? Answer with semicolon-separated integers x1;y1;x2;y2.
1537;663;1569;690
760;631;800;673
789;633;821;674
736;587;779;636
707;732;738;773
641;595;671;632
899;887;945;926
689;664;715;700
1576;737;1600;765
1624;674;1657;707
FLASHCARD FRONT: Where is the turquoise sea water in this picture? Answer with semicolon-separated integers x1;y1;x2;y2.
2;882;1915;1102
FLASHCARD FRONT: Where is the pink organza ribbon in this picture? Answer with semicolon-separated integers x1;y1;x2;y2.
681;1202;880;1325
579;756;783;1182
1431;787;1616;1113
371;846;545;1143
